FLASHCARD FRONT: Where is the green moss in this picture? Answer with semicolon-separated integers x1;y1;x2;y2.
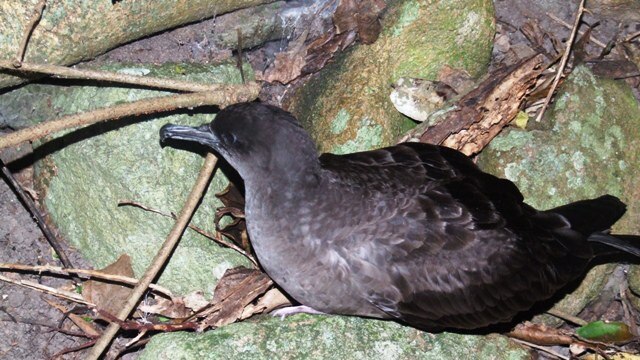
140;315;529;359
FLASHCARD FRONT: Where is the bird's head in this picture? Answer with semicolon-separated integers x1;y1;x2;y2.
160;102;319;183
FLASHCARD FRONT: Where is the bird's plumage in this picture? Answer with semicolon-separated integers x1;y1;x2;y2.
160;102;639;330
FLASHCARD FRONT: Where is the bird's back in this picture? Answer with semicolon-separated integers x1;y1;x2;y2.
317;142;621;329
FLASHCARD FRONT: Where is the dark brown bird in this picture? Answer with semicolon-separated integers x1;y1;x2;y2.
160;102;640;330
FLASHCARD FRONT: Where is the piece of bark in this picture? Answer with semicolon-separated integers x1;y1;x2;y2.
399;54;546;155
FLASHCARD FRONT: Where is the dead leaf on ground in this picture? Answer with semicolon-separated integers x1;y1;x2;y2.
215;183;249;251
333;0;386;44
508;321;574;346
257;30;309;84
139;297;192;319
83;254;134;316
240;287;291;320
200;266;273;329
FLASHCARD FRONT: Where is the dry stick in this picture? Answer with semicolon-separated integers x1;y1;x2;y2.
535;0;586;123
546;12;607;49
546;308;588;326
118;200;258;266
0;263;173;298
0;274;94;306
85;154;219;360
511;338;570;360
624;30;640;42
0;83;259;150
14;0;46;66
0;160;77;275
0;60;236;93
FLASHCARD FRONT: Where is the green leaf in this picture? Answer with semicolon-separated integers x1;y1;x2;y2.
576;320;635;343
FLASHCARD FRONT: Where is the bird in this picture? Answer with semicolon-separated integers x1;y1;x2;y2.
159;102;640;330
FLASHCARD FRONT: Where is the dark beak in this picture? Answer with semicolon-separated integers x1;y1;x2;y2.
159;123;217;148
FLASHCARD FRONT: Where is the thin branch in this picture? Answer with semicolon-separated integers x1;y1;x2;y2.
0;274;94;306
0;159;77;275
0;60;242;93
118;200;257;266
0;83;260;150
546;12;607;49
546;308;588;326
85;154;219;360
535;0;586;123
50;339;97;360
624;30;640;42
96;309;198;332
511;338;570;360
14;0;46;66
0;262;174;298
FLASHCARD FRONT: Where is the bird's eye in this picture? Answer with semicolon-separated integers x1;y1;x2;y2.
223;133;237;144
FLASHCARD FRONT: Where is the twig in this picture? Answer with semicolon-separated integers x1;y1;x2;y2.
546;308;588;326
50;339;97;360
118;200;257;266
0;274;94;306
624;30;640;42
85;153;219;360
0;262;174;298
14;0;46;66
236;29;245;83
96;309;198;332
546;12;607;49
0;60;240;93
0;159;77;276
535;0;586;123
511;338;570;360
0;83;260;150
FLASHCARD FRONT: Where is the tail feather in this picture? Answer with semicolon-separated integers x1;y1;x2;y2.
547;195;627;236
588;233;640;257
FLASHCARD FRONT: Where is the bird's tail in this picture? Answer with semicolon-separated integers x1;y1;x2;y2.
546;195;640;257
548;195;627;235
588;233;640;257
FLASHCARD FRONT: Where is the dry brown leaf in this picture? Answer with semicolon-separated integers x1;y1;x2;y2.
83;254;134;316
333;0;385;44
182;290;209;312
303;30;355;75
508;321;574;346
240;288;291;320
202;267;272;328
139;297;192;319
258;30;309;84
215;183;249;250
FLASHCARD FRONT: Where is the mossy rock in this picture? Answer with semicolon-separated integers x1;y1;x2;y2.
0;62;255;296
290;0;495;154
140;314;530;359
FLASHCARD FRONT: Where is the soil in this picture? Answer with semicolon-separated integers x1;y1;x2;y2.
1;0;639;359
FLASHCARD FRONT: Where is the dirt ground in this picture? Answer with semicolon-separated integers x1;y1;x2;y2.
1;0;639;359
